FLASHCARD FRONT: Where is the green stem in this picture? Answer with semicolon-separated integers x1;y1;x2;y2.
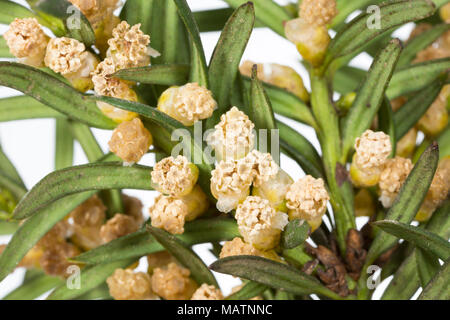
310;73;356;254
70;121;124;217
0;220;19;235
54;119;74;170
356;262;375;299
282;246;315;267
0;173;27;203
70;121;104;162
0;145;26;189
275;290;292;300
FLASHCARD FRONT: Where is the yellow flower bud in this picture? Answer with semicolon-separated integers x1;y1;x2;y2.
151;155;199;197
378;157;413;208
207;107;255;161
412;23;450;61
180;185;209;221
191;284;224;300
69;0;121;55
107;21;160;70
34;221;79;277
396;128;418;158
92;58;139;122
149;186;208;235
100;213;139;243
44;37;99;92
39;242;81;278
285;175;329;231
355;130;392;169
235;196;289;250
147;251;178;274
239;60;265;79
299;0;338;27
4;18;49;67
416;157;450;221
269;64;310;102
210;158;253;213
350;130;392;187
220;237;280;261
408;22;450;63
417;88;449;137
37;220;72;249
97;98;139;123
157;83;217;126
108;118;152;164
148;195;187;235
250;155;293;212
69;0;119;29
2;221;76;275
285;18;331;67
122;194;145;226
69;195;106;250
107;268;157;300
240;61;310;102
242;150;279;187
151;263;198;300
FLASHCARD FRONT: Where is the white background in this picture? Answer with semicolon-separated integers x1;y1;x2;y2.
0;0;416;299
